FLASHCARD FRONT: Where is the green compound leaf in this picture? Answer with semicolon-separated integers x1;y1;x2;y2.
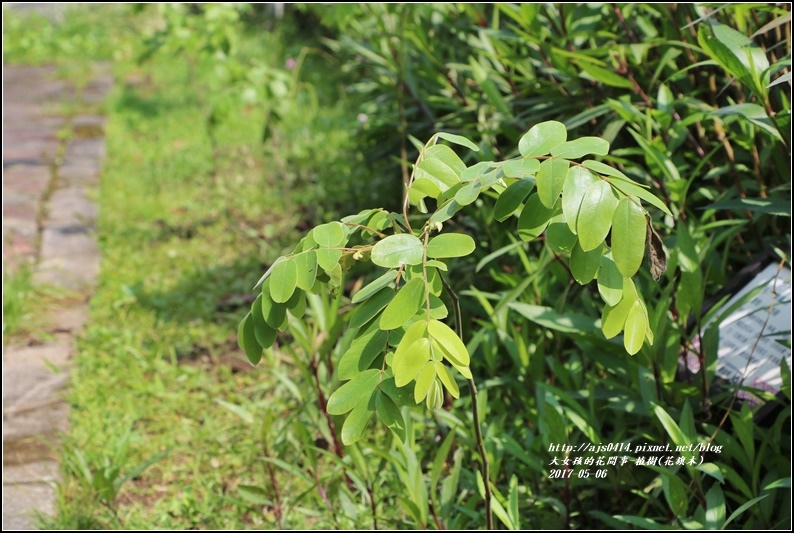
607;177;673;217
601;279;638;339
503;157;540;178
551;137;610;159
429;198;463;225
375;391;406;442
350;287;395;329
577;179;619;251
597;252;624;306
454;180;482;206
425;144;467;175
251;295;277;348
293;251;318;291
493;179;535;222
327;368;381;415
316;248;343;272
434;362;460;398
414;364;436;402
371;234;424;268
269;259;298;303
338;327;388;380
562;166;599;233
546;220;578;254
416;158;460;191
536;158;570;209
260;286;287;330
380;277;426;330
428;319;470;367
570;242;603;285
313;221;347;247
436;131;480;152
518;120;567;157
623;299;647;355
352;270;398;304
517;194;558;242
238;312;262;365
582;160;636;184
427;233;476;259
612;197;647;278
394;337;432;387
342;396;376;445
426;379;444;410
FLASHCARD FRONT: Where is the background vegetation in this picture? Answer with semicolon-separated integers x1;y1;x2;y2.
3;3;790;529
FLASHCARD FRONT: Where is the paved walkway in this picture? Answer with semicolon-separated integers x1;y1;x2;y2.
2;64;112;529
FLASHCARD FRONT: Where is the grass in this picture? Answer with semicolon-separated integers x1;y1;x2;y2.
43;54;309;528
4;7;362;526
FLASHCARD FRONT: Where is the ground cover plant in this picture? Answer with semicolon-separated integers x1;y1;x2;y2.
3;3;790;530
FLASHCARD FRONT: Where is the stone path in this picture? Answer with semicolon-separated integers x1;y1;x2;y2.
2;64;112;529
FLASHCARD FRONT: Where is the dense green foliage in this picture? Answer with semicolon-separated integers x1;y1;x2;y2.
3;3;790;530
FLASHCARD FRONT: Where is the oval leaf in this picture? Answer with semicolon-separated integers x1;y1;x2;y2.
338;327;388;380
623;300;647;355
352;270;398;304
380;277;425;330
238;312;262;365
436;132;480;152
327;369;381;415
612;197;647;278
427;233;475;259
570;242;603;284
427;320;470;367
601;279;637;339
536;158;570;209
371;234;424;268
494;179;535;222
413;364;436;402
517;194;557;242
393;337;432;387
577;179;619;251
270;259;298;303
597;252;624;306
341;397;375;445
562;167;599;233
551;136;610;159
313;221;347;248
518;120;567;157
350;287;395;329
294;251;318;291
